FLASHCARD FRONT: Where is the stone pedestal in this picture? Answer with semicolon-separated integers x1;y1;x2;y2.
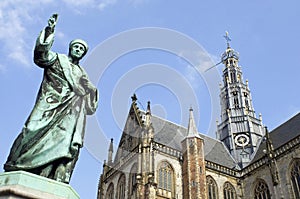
0;171;79;199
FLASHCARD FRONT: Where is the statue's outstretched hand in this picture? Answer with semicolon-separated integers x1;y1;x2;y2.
48;13;58;30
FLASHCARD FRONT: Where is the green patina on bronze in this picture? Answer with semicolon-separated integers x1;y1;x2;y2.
4;14;98;184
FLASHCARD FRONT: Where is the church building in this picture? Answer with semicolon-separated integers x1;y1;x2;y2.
97;40;300;199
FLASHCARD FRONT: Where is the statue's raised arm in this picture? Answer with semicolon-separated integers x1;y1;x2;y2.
34;14;59;67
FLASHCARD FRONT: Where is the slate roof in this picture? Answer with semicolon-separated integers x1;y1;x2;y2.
150;115;237;169
251;112;300;163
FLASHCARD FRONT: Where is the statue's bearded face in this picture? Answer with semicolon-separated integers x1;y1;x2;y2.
70;43;86;59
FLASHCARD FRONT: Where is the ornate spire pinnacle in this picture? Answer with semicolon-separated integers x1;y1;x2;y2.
145;101;152;127
131;93;137;102
187;107;200;138
109;138;113;152
264;127;279;185
130;93;144;126
264;127;274;154
107;138;113;165
146;101;151;115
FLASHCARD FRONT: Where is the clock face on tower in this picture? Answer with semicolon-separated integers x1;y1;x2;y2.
234;134;250;147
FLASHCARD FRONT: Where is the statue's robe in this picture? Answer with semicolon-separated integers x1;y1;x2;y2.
4;29;98;171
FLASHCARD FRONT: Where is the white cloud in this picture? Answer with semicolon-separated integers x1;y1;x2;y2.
56;30;65;40
178;50;221;90
0;64;7;73
194;50;218;73
0;0;120;69
61;0;118;12
8;49;30;66
184;64;200;86
0;0;150;70
62;0;95;7
178;50;219;73
129;0;149;6
0;0;56;68
98;0;118;11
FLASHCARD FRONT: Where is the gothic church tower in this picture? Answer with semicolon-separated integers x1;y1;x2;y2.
217;34;265;167
181;108;206;199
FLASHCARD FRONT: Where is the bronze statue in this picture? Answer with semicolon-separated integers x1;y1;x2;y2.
4;14;98;183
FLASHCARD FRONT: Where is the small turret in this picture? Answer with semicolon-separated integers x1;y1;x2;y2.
107;138;113;165
181;108;206;199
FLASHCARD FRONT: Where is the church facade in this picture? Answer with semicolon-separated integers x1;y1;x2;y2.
97;42;300;199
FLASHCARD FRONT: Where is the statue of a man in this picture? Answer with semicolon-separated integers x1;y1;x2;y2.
4;14;98;183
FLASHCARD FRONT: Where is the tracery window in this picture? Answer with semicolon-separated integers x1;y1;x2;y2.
117;173;126;199
230;72;236;82
223;182;236;199
245;99;249;108
254;180;271;199
233;98;239;108
158;161;174;192
128;163;137;197
207;176;218;199
105;183;114;199
290;159;300;198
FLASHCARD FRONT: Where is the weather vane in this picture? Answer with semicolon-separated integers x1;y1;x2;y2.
224;31;231;48
204;31;231;72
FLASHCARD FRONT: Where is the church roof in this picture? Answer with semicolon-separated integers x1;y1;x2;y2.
251;112;300;163
151;115;237;169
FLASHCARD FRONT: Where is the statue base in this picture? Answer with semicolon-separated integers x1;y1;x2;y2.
0;171;79;199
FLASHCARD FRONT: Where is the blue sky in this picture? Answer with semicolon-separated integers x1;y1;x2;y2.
1;1;300;198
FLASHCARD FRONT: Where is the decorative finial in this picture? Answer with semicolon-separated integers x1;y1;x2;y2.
131;93;137;102
224;31;231;48
109;138;113;152
146;101;151;115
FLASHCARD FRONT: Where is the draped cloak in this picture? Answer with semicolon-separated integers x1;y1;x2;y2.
4;29;98;171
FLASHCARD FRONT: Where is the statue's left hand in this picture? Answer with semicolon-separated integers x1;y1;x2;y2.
80;76;96;93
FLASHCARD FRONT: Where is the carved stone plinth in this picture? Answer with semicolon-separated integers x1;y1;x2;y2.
0;171;79;199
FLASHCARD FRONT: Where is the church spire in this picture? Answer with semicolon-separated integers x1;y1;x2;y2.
187;107;200;138
217;33;265;168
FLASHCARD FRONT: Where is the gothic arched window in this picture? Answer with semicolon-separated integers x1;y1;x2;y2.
207;176;218;199
157;161;174;192
233;97;239;108
290;159;300;198
230;72;236;82
105;183;114;199
254;180;271;199
128;163;137;197
223;182;236;199
117;173;126;199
